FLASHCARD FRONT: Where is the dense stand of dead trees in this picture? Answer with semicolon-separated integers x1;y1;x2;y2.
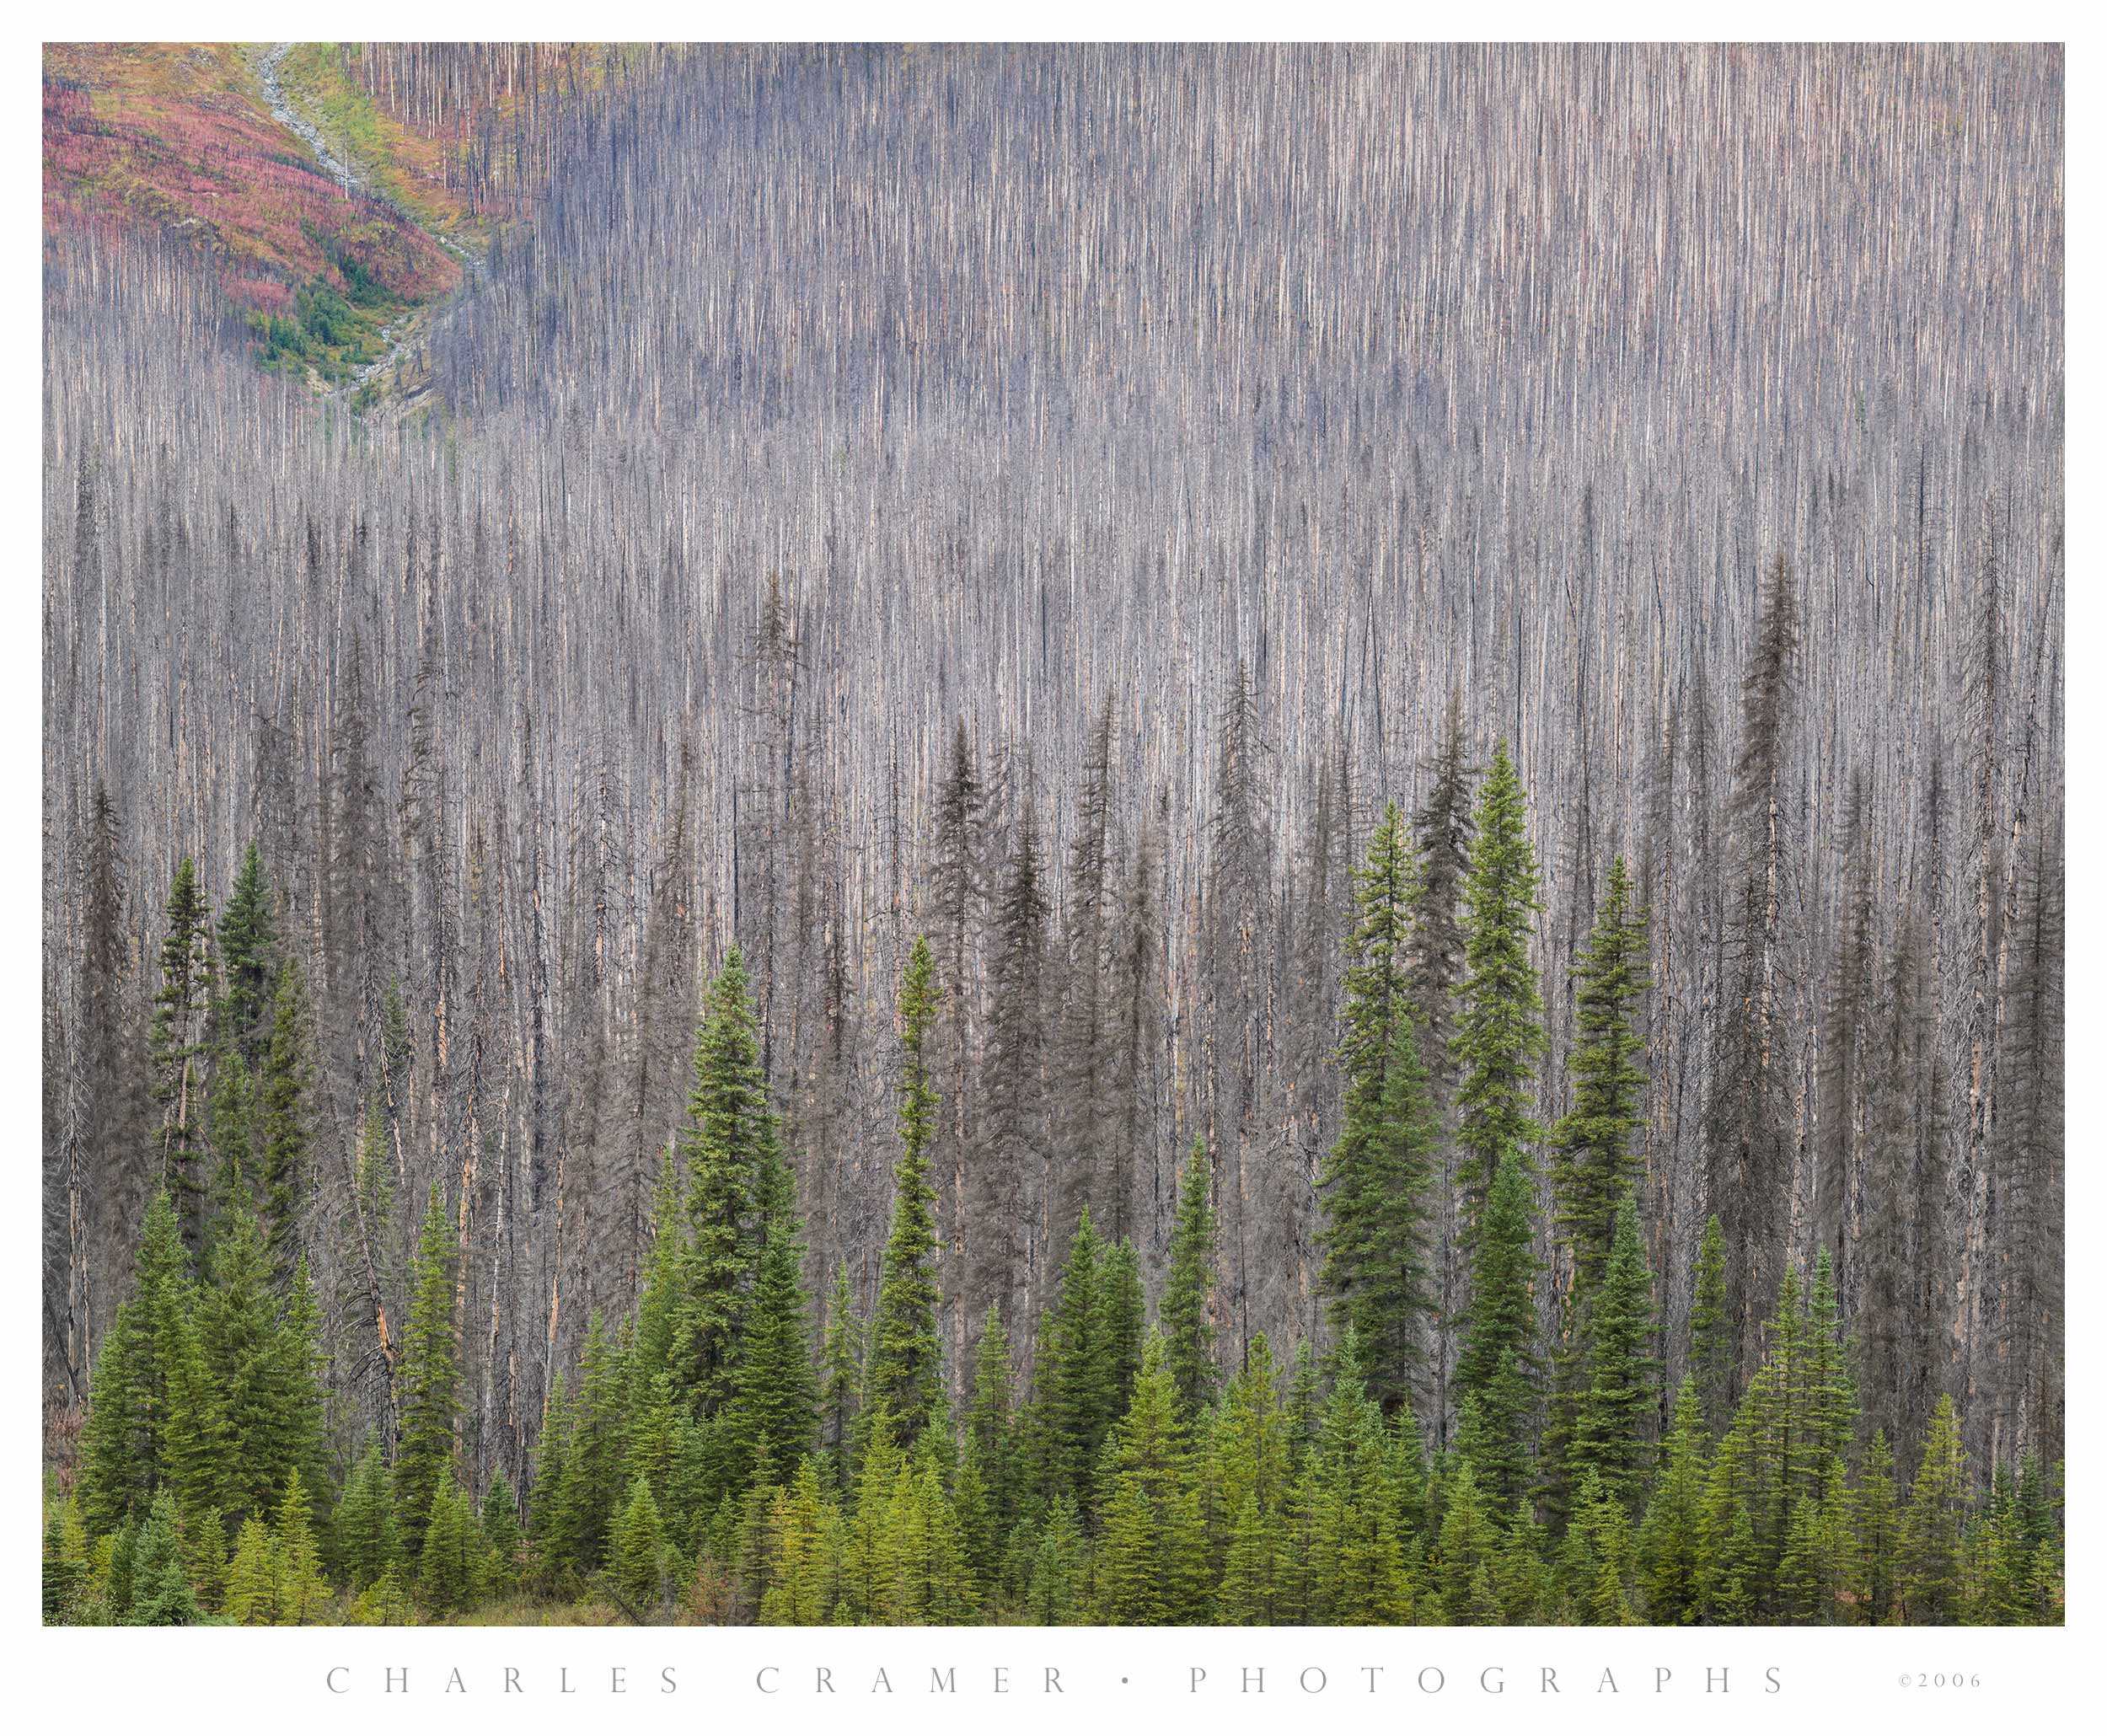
42;45;2062;1496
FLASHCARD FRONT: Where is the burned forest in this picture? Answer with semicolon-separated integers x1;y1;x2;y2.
40;43;2062;1626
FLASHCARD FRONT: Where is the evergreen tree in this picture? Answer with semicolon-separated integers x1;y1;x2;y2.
1566;1187;1657;1512
610;1476;668;1611
78;1191;222;1532
1320;803;1440;1412
726;1150;818;1487
213;842;278;1064
1092;1337;1207;1624
196;1203;304;1525
1901;1395;1968;1624
127;1492;200;1626
1552;856;1649;1290
1158;1139;1219;1416
1563;1473;1639;1623
961;1305;1017;1567
1301;1342;1414;1622
673;948;776;1419
1689;1214;1733;1433
1853;1428;1901;1624
175;1498;228;1616
274;1467;330;1623
1023;1496;1086;1625
631;1155;686;1389
337;1439;399;1591
1434;1457;1500;1623
867;937;944;1447
203;1049;256;1245
1801;1251;1858;1499
418;1471;485;1618
759;1458;841;1624
149;858;216;1252
1454;1151;1540;1509
1451;742;1547;1218
888;1439;977;1623
528;1370;581;1588
1031;1209;1115;1512
394;1183;459;1560
1635;1380;1711;1622
481;1469;523;1594
222;1516;278;1625
256;959;312;1283
41;1498;92;1625
1094;1238;1147;1426
818;1262;864;1485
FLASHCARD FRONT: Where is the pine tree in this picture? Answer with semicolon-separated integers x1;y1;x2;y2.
528;1370;581;1589
726;1149;818;1487
1492;1508;1553;1621
1688;1214;1733;1433
41;1498;92;1624
196;1203;304;1526
1454;1150;1540;1509
1024;1496;1086;1624
1094;1238;1147;1426
222;1516;278;1625
1159;1139;1220;1416
337;1439;399;1591
214;842;278;1065
174;1498;228;1616
1566;1187;1657;1512
1320;803;1440;1412
631;1153;686;1385
256;959;312;1283
1552;857;1649;1291
418;1471;485;1618
959;1305;1016;1569
1451;742;1547;1219
127;1492;200;1626
1031;1209;1114;1512
1900;1395;1968;1623
1434;1457;1500;1623
673;947;776;1419
1210;1332;1290;1540
78;1190;222;1532
481;1468;523;1594
274;1467;330;1623
1637;1380;1712;1623
394;1183;459;1560
203;1049;256;1246
887;1439;976;1623
610;1476;667;1611
1801;1251;1858;1501
818;1262;864;1485
149;858;216;1253
1853;1428;1901;1623
759;1458;840;1624
1092;1337;1207;1624
831;1406;903;1621
868;937;944;1447
1302;1342;1414;1621
1219;1490;1280;1623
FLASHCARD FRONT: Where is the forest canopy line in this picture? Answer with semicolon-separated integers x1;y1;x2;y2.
40;43;2061;1627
